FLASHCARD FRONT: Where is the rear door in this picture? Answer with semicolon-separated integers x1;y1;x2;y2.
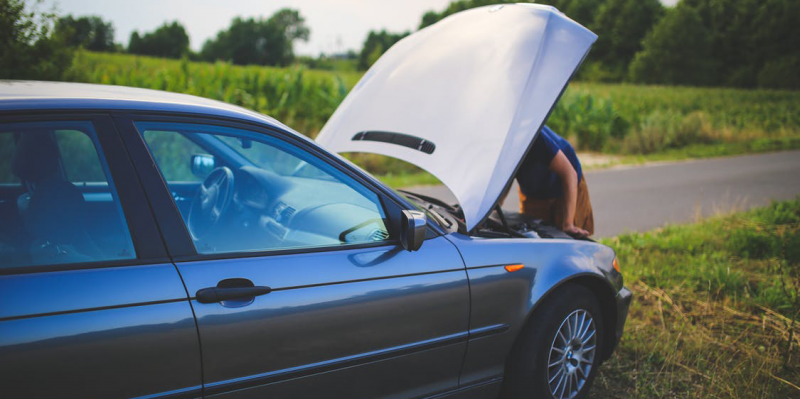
118;115;471;399
0;114;202;399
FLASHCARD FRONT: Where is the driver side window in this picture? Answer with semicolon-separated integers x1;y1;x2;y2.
137;121;390;255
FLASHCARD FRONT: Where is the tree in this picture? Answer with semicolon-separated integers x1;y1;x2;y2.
549;0;602;27
357;30;408;70
590;0;664;80
56;15;115;52
0;0;72;80
683;0;800;88
128;21;189;59
201;8;309;66
628;3;715;86
418;0;522;29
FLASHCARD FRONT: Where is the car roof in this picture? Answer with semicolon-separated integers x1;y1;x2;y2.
0;80;290;131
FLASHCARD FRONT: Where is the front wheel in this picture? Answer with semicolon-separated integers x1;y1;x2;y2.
501;284;604;399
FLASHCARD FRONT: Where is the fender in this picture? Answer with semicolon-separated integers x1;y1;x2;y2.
442;233;620;386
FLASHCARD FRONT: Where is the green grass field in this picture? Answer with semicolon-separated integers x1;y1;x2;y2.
591;199;800;398
64;51;800;186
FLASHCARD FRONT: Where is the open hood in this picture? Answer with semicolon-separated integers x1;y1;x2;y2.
315;4;596;231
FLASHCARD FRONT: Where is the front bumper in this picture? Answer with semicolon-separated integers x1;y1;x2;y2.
606;286;632;358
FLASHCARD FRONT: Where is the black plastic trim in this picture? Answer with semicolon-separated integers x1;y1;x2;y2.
468;323;510;340
112;114;198;257
352;131;436;154
0;297;186;322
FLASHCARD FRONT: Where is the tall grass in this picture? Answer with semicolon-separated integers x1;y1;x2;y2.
65;51;800;165
592;199;800;398
66;51;361;136
549;83;800;153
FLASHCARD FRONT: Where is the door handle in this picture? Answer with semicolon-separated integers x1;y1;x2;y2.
196;285;272;304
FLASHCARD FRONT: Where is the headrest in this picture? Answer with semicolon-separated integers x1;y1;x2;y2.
11;131;62;183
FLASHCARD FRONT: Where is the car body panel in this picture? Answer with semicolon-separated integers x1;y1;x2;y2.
0;264;202;399
176;237;471;398
315;4;597;231
0;80;287;131
442;234;619;386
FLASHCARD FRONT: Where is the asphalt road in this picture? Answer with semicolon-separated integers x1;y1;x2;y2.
405;150;800;237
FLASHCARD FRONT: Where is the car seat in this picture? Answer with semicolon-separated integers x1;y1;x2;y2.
12;131;103;265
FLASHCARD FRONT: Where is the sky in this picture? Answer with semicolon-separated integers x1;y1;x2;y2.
42;0;679;56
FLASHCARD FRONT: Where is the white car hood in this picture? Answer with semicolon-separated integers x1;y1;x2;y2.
315;4;596;231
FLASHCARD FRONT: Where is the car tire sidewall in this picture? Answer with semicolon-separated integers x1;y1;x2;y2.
501;284;605;399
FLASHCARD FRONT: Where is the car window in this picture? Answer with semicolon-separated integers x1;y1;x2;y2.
0;121;136;269
55;130;107;183
144;130;211;182
137;121;390;255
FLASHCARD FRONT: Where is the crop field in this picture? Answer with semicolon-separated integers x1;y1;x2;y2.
65;51;800;181
591;199;800;399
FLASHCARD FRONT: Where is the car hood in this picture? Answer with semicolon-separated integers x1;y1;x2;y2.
315;4;596;231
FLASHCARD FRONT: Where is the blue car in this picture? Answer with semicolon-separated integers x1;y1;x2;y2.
0;5;630;399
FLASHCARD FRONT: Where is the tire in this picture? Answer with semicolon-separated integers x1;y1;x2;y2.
500;284;604;399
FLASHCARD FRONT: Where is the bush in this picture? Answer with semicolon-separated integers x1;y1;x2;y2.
784;231;800;264
621;110;715;154
754;199;800;226
727;228;781;259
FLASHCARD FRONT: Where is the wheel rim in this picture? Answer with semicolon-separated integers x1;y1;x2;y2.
546;309;597;399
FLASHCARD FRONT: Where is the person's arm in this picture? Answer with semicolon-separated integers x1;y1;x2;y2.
549;150;589;237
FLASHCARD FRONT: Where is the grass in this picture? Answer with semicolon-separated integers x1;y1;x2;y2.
62;51;800;187
589;199;800;399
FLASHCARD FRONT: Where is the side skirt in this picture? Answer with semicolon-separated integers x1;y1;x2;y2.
423;377;503;399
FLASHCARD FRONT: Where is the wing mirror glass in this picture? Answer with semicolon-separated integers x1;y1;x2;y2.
191;154;216;177
401;210;427;251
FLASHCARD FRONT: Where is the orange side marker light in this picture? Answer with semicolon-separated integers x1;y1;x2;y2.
613;258;621;273
504;264;524;273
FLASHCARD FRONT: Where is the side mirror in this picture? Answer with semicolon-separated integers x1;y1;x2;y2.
191;154;216;177
400;210;427;251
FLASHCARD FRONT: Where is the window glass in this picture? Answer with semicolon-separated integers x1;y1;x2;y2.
0;121;136;269
137;122;390;255
55;130;106;182
144;130;211;182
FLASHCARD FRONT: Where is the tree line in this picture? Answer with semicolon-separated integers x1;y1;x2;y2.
1;0;797;89
0;0;310;79
359;0;799;89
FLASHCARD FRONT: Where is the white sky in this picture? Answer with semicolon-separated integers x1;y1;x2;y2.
42;0;678;56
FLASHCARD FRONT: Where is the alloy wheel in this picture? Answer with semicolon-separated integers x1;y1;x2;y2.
546;309;597;399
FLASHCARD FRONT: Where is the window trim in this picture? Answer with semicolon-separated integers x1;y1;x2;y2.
0;112;169;276
118;112;420;262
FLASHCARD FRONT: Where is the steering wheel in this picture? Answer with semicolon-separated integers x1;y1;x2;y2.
188;166;235;240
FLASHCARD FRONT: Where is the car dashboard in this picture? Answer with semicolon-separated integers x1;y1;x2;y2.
200;165;389;254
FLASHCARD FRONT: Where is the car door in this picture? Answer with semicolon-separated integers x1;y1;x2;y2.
118;115;471;399
0;115;202;399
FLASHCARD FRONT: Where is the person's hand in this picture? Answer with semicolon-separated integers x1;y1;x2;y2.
563;224;590;238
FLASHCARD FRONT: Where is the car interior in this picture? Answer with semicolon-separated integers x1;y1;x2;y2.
0;127;135;268
140;126;391;255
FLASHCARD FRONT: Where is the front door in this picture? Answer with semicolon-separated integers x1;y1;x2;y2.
129;118;471;399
